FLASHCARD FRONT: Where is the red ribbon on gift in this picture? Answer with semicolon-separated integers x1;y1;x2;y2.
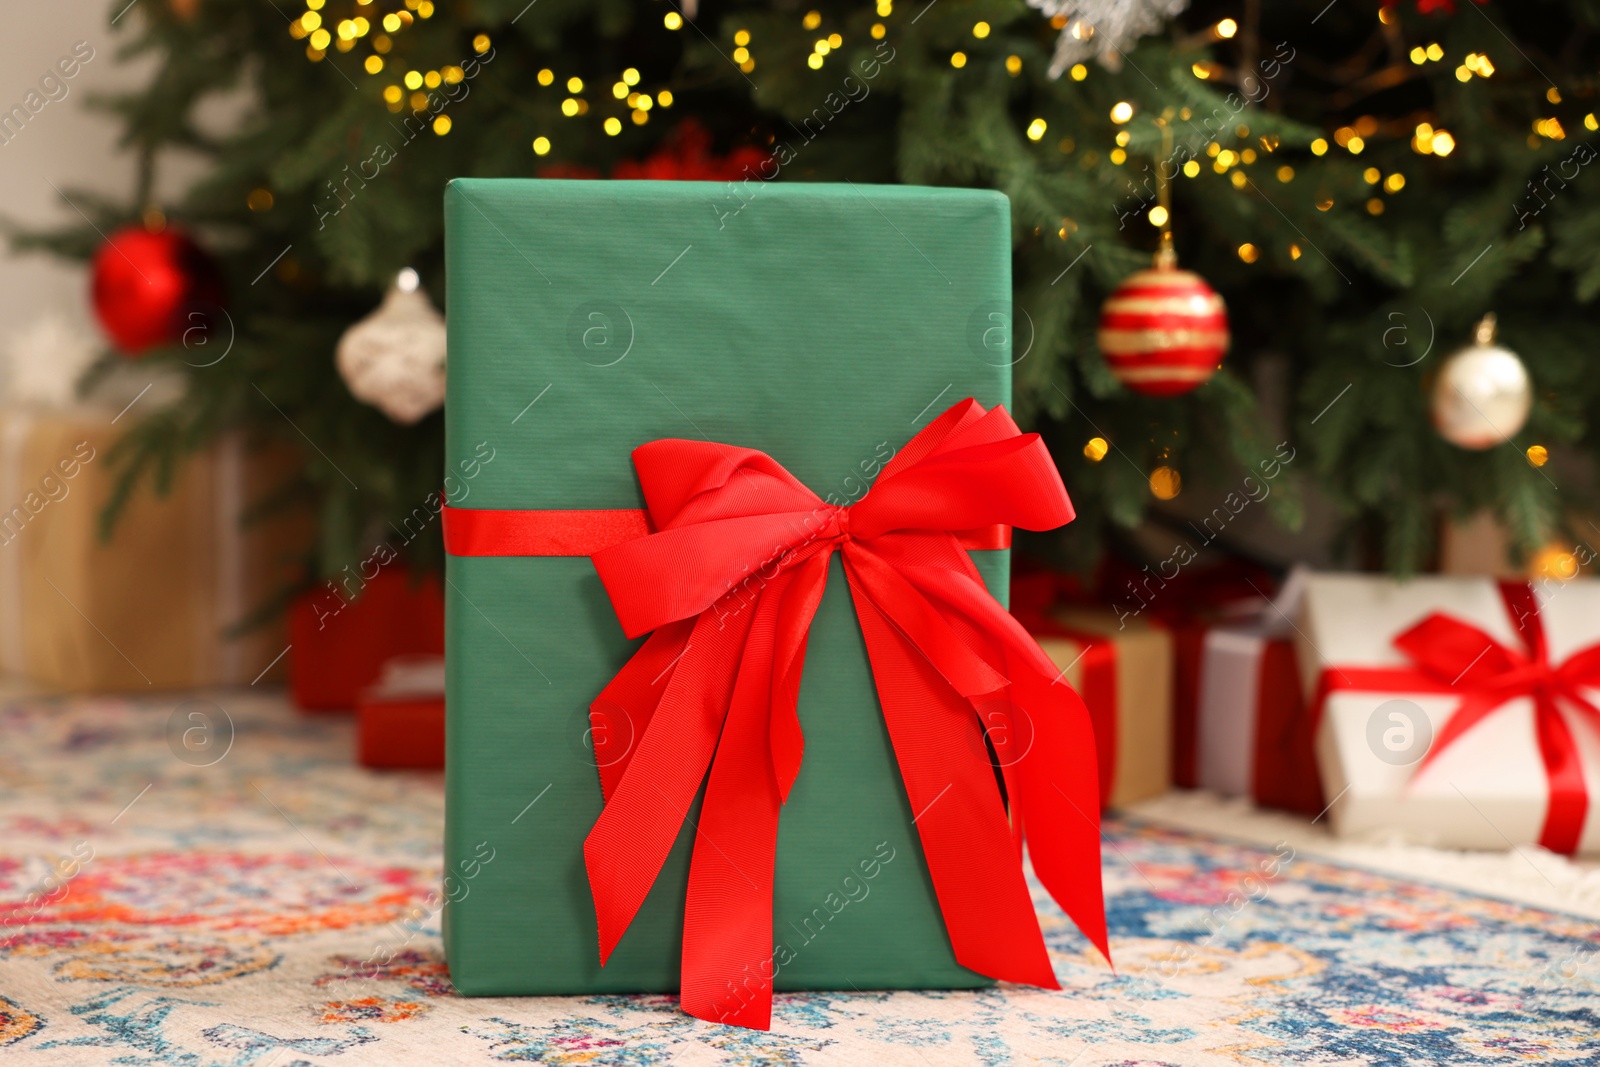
1312;581;1600;854
443;399;1110;1029
1011;574;1120;808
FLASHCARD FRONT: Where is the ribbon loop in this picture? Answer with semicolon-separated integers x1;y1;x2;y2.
1393;613;1526;686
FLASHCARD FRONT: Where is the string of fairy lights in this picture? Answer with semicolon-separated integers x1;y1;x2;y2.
1051;8;1597;272
284;0;684;148
278;2;891;153
277;2;1596;270
263;2;1588;565
288;0;433;64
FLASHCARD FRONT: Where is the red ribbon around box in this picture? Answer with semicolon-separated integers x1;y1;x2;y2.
1310;581;1600;855
443;399;1110;1029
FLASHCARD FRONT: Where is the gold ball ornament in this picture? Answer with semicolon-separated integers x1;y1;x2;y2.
1431;315;1531;450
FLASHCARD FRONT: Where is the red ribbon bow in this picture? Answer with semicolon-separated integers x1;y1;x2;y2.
446;398;1110;1028
1313;582;1600;853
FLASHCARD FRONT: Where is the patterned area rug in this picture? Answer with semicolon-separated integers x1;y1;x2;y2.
1;692;1597;1066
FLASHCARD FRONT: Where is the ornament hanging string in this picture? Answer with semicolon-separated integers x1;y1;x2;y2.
1155;113;1176;267
1474;312;1496;347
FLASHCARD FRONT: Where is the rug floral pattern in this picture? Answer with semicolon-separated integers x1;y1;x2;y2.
0;693;1596;1065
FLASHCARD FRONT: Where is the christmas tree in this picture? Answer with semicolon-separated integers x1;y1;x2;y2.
12;0;1600;590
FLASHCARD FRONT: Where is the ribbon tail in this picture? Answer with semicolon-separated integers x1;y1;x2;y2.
768;550;833;803
838;543;1029;865
591;619;697;800
971;691;1027;860
896;558;1112;965
843;555;1060;991
680;574;794;1030
1007;659;1113;965
584;606;755;964
1534;698;1588;855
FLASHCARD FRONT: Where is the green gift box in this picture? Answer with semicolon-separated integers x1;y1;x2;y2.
442;178;1014;998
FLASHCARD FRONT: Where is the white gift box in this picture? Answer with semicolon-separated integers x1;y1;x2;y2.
1297;574;1600;854
1194;569;1311;805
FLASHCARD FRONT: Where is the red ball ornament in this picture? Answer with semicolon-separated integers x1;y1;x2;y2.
1097;249;1229;397
91;224;225;355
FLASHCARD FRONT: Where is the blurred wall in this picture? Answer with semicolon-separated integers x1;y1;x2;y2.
0;3;148;358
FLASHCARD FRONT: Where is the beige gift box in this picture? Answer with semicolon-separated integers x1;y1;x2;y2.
1032;608;1173;808
1297;573;1600;853
0;409;306;691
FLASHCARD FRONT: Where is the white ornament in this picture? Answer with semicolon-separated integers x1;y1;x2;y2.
3;315;100;408
1431;315;1531;450
336;270;446;424
1028;0;1191;76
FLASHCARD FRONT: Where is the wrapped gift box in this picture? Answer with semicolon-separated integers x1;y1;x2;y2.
0;410;303;690
288;566;443;710
357;654;445;769
1153;560;1282;791
441;179;1103;1013
1029;608;1172;808
1187;569;1322;815
1298;573;1600;853
1014;560;1288;811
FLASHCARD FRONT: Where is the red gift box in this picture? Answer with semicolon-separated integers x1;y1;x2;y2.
288;567;444;711
356;655;445;769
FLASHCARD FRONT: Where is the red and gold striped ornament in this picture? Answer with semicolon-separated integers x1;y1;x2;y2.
1097;253;1229;397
